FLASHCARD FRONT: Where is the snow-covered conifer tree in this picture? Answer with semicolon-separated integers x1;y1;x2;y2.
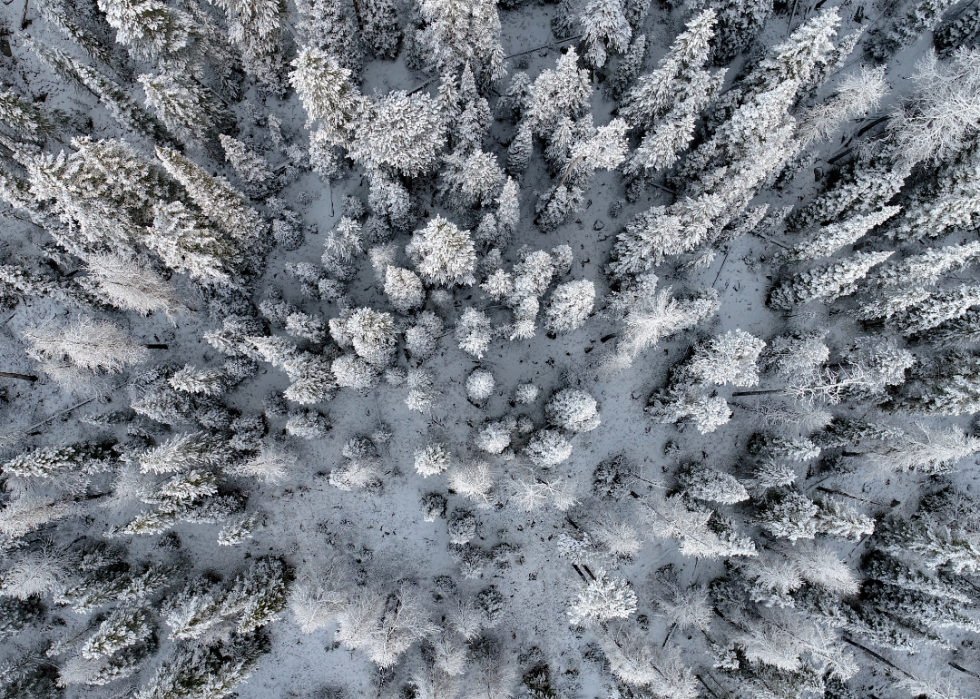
98;0;192;61
507;122;533;176
687;329;765;387
580;0;631;68
155;146;268;252
768;251;893;309
85;253;187;320
350;91;447;177
290;47;363;146
24;316;148;375
442;149;505;209
523;429;573;467
405;311;443;361
169;365;228;396
210;0;287;91
456;307;493;359
544;279;594;334
407;216;477;287
524;48;592;137
385;266;425;313
219;134;274;186
415;443;451;477
147;201;241;285
466;368;495;404
620;9;717;130
785;207;900;262
567;571;637;627
417;0;504;85
139;73;219;145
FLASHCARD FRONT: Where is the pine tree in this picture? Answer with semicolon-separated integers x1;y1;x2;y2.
417;0;504;85
768;251;893;309
219;557;289;633
758;488;819;542
147;200;242;285
711;0;773;64
289;47;363;146
466;368;495;403
219;134;274;185
796;159;911;227
456;307;493;358
567;571;637;627
170;365;228;396
609;193;726;274
24;136;166;255
384;266;425;313
349;91;447;176
607;33;646;100
23;316;149;374
155;146;269;253
523;48;592;137
895;285;980;336
678;462;748;504
785;207;900;262
523;429;573;466
140;71;221;145
814;498;875;540
28;41;158;136
3;442;113;479
891;148;980;242
135;634;266;699
544;279;595;334
580;0;632;68
85;253;187;320
407;216;477;287
295;0;364;74
415;443;452;477
442;149;506;209
80;604;153;659
210;0;288;92
358;0;401;59
0;89;51;141
687;329;765;387
98;0;192;61
620;9;717;130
